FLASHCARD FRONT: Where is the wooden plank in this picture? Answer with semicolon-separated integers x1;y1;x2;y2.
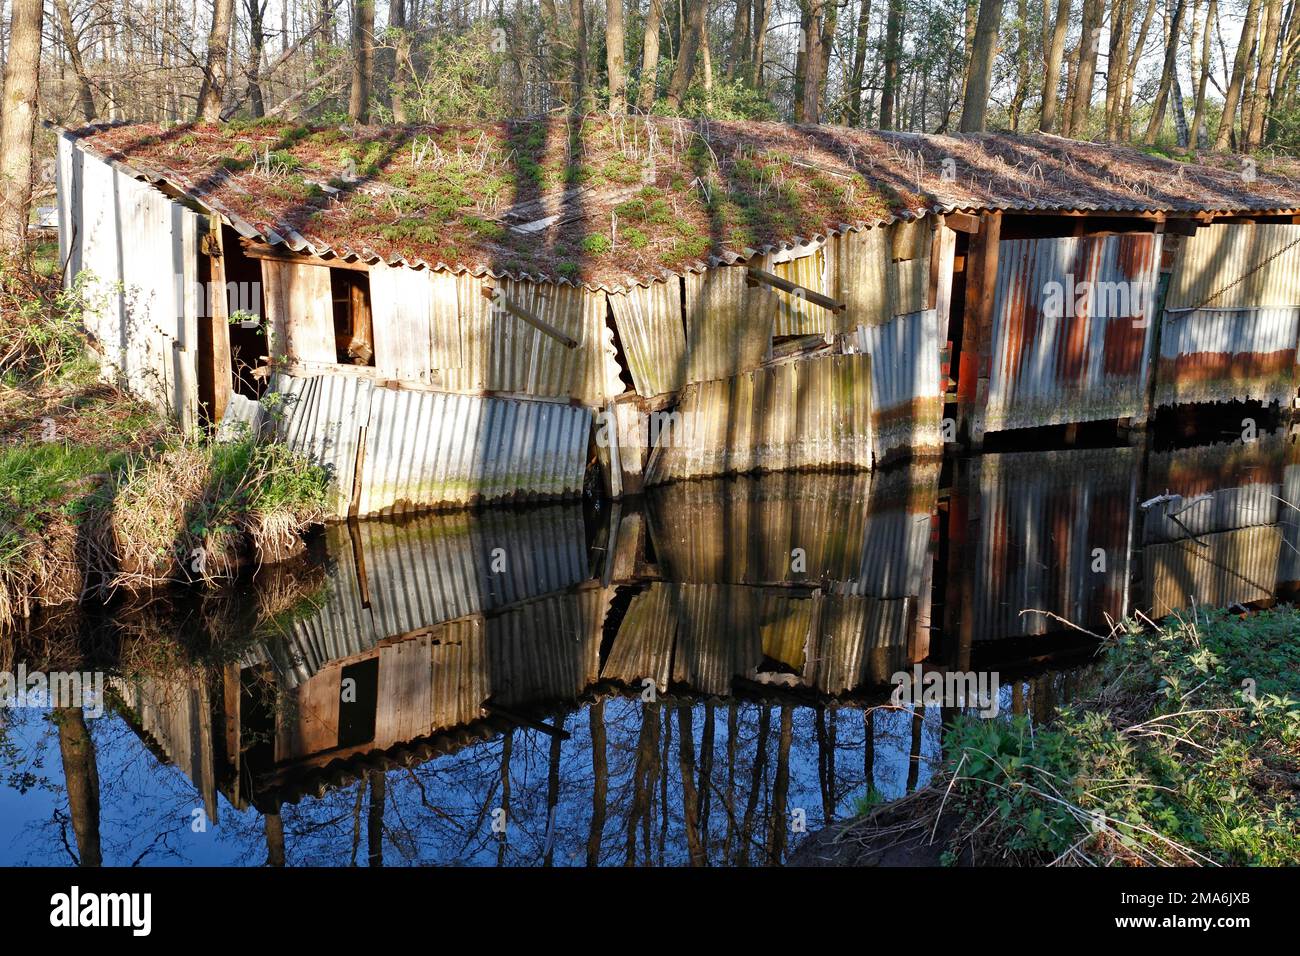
480;284;579;349
370;262;435;381
944;211;981;233
376;637;433;749
745;266;846;313
262;258;336;363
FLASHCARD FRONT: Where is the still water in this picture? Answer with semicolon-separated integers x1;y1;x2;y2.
1;423;1295;866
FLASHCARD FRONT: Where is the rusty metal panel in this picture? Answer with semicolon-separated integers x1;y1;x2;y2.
1166;222;1300;310
1145;525;1281;615
61;135;204;427
854;308;944;460
683;266;776;383
355;385;590;515
1281;455;1300;584
607;278;687;397
984;234;1162;432
773;247;830;335
356;504;589;639
971;448;1138;641
1155;306;1300;407
267;371;373;518
263;258;336;364
645;353;873;484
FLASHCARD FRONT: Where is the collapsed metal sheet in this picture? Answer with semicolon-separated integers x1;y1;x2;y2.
355;385;590;515
606;277;687;398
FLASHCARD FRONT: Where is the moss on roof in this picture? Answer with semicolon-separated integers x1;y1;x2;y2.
70;116;1300;289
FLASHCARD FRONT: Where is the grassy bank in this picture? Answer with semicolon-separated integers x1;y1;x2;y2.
808;609;1300;866
0;261;332;630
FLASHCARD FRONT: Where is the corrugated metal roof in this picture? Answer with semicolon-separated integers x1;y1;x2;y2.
984;234;1162;432
64;120;1300;294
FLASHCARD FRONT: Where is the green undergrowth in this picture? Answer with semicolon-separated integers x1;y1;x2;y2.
1;264;333;630
940;609;1300;866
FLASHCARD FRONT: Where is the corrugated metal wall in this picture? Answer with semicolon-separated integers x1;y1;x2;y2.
355;385;590;515
984;234;1162;432
58;135;204;428
1145;525;1282;615
773;246;831;336
263;371;591;517
1156;306;1300;407
683;266;777;383
1166;222;1300;310
830;221;931;332
854;308;944;459
645;353;873;483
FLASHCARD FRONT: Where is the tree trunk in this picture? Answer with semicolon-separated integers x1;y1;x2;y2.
1065;0;1103;135
55;0;96;121
727;0;752;81
1190;0;1215;148
1121;0;1159;134
1142;0;1188;143
1104;0;1131;138
1246;0;1284;148
264;810;286;866
1008;0;1031;129
638;0;664;110
1214;0;1262;149
849;0;873;124
880;0;904;129
1040;0;1070;131
390;0;410;122
247;0;268;118
349;0;375;122
197;0;235;121
56;708;102;867
0;0;43;255
960;0;1004;131
366;770;385;866
569;0;592;112
752;0;771;87
607;0;627;114
664;0;707;109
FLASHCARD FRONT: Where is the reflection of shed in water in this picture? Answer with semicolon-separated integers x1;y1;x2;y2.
955;448;1139;645
1141;434;1294;614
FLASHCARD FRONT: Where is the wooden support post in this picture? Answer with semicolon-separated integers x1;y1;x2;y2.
956;211;1001;448
745;266;847;313
480;285;579;349
206;219;234;423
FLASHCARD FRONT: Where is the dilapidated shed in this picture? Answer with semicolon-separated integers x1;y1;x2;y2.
55;116;1300;516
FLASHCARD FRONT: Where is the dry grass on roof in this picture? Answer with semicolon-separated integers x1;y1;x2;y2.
72;116;1300;289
